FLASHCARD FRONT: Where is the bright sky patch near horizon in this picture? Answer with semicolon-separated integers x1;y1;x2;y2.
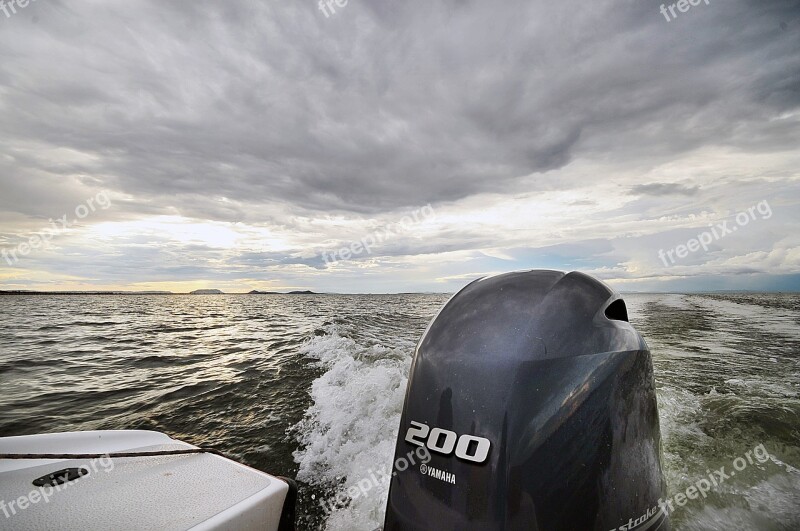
1;0;798;293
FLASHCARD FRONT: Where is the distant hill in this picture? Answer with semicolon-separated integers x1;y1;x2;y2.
190;289;224;295
287;290;315;294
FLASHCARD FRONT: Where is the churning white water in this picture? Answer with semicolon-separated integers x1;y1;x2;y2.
294;293;800;530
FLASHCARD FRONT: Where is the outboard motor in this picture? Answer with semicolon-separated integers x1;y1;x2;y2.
384;270;669;531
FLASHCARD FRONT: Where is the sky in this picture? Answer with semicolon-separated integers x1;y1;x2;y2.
0;0;798;293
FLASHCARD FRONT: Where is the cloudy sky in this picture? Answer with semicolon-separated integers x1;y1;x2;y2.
0;0;798;293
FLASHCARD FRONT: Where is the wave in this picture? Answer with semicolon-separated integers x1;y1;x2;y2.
292;325;413;530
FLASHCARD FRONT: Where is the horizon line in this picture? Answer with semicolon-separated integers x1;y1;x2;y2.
1;289;797;295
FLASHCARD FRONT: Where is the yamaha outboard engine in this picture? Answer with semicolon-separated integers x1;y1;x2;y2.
384;270;668;531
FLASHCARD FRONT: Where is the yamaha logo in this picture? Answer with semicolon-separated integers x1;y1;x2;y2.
420;463;456;485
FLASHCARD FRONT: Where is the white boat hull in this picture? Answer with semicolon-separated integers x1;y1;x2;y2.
0;430;292;531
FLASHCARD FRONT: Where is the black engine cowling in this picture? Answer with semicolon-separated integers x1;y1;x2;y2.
384;270;669;531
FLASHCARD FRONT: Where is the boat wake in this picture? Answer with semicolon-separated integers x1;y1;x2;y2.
293;325;413;530
294;294;800;530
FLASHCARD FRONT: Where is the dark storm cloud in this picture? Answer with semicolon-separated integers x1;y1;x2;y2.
0;0;798;220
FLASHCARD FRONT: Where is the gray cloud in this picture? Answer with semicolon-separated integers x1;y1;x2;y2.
0;0;798;220
630;183;700;196
0;0;798;292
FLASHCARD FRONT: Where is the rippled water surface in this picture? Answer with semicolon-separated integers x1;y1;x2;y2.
1;293;798;530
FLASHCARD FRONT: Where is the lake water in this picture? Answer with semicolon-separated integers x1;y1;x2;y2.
0;293;798;530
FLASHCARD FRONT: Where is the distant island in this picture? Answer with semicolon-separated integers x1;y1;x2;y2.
192;289;317;295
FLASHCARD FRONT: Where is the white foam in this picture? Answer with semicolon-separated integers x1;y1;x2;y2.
688;295;800;342
681;472;800;530
642;293;694;310
724;378;798;398
293;326;413;530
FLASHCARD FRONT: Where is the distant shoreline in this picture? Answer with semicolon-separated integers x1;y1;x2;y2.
0;290;322;296
0;290;795;296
